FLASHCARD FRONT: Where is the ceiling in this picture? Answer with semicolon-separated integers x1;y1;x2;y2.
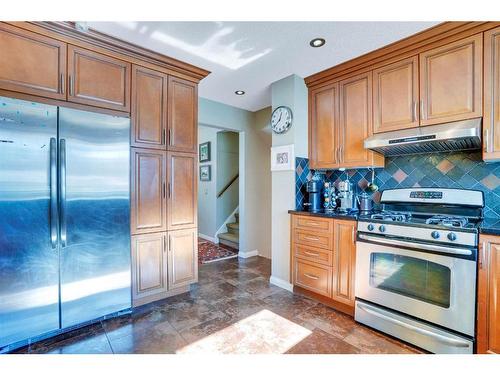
88;22;440;112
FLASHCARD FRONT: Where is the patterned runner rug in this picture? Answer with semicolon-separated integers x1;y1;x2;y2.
198;238;238;264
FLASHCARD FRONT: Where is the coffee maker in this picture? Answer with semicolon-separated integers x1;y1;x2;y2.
304;180;323;212
337;179;358;212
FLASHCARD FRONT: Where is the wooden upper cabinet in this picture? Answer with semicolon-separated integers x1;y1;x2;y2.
131;148;167;235
131;65;167;149
167;152;197;230
477;235;500;354
68;45;131;111
419;34;482;126
373;56;419;133
168;228;198;289
168;76;197;153
131;233;167;306
339;72;383;168
331;220;356;306
309;83;339;169
0;23;66;100
484;26;500;162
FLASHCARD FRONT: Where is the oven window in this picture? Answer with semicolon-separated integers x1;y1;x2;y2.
369;253;451;308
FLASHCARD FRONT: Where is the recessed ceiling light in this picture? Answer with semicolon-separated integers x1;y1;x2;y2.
309;38;326;48
235;90;245;95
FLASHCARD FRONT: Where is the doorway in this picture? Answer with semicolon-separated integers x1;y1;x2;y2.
198;125;241;264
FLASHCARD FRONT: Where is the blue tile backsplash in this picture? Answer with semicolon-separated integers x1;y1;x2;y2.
295;152;500;219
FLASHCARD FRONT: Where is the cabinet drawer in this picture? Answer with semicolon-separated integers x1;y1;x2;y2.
295;244;333;266
293;215;333;233
294;229;333;250
294;259;332;297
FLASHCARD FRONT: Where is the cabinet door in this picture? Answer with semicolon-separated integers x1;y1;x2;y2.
309;83;339;169
131;233;168;306
339;72;383;168
131;65;167;149
167;152;197;230
68;45;131;111
331;220;356;306
0;23;66;100
168;76;197;153
131;148;167;234
419;34;482;126
168;228;198;289
484;26;500;162
477;236;500;354
373;56;419;133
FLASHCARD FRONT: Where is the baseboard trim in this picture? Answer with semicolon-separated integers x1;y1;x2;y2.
198;233;218;243
238;250;259;258
269;276;293;292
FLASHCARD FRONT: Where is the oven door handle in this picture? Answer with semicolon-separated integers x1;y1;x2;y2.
357;234;472;256
357;303;471;348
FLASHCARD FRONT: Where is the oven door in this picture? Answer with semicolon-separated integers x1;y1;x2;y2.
355;234;476;336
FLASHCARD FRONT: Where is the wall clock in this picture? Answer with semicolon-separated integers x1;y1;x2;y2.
271;106;293;134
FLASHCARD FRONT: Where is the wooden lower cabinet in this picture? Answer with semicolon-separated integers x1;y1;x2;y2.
168;228;198;288
331;220;357;308
131;232;168;307
131;229;198;307
291;214;357;315
294;258;332;297
477;234;500;354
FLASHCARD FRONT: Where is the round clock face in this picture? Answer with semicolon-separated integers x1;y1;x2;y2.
271;106;293;134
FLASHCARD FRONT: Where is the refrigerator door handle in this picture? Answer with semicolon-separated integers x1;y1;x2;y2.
50;138;58;249
59;138;67;247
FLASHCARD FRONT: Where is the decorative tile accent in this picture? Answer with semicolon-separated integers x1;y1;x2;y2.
437;159;455;174
295;152;500;218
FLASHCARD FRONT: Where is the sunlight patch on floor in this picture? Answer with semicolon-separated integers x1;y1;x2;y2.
176;309;312;354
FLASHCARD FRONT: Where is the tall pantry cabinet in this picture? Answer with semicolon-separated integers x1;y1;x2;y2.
131;68;199;306
0;22;207;308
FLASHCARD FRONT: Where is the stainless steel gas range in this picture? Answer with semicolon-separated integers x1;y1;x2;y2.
355;188;484;354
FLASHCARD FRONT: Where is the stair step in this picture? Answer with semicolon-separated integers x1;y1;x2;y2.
218;232;239;250
226;222;239;234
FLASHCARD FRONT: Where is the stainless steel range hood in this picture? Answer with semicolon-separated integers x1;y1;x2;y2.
364;118;482;156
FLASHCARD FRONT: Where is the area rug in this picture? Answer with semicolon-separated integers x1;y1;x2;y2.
198;239;238;264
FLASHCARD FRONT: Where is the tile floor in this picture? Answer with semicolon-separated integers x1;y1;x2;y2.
12;256;422;354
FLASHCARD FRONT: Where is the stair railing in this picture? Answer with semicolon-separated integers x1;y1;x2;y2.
217;174;239;198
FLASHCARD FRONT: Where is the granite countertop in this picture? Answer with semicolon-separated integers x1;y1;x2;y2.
479;218;500;236
288;209;359;221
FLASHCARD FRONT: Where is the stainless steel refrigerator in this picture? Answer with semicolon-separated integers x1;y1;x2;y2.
0;96;131;351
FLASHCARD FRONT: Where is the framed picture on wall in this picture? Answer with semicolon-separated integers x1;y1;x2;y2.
200;165;211;181
199;141;211;162
271;144;295;171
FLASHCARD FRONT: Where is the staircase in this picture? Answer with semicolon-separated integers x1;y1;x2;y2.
218;212;239;251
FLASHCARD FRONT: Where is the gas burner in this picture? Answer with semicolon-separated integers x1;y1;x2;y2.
370;211;412;222
425;215;469;228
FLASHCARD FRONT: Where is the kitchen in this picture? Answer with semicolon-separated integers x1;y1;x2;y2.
290;21;500;355
1;2;500;372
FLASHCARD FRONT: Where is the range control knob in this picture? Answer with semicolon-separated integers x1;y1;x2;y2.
379;225;386;233
431;231;440;239
447;232;457;241
367;224;375;231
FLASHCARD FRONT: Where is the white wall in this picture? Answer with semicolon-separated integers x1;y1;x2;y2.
197;126;219;241
246;107;272;258
216;131;239;230
270;75;308;288
198;98;272;258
